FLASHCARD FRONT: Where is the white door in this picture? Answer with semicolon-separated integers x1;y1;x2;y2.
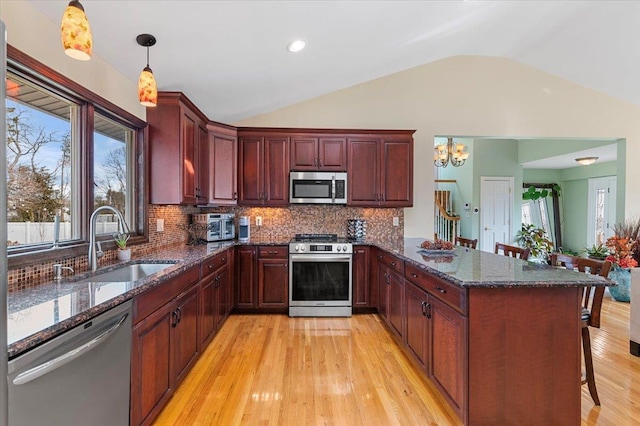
587;176;617;247
480;177;514;252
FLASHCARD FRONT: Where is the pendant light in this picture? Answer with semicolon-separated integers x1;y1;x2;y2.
60;0;92;61
136;34;158;107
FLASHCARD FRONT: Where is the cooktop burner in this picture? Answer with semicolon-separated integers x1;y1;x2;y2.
293;233;338;242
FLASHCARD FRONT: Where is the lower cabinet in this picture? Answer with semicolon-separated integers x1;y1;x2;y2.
405;281;430;370
131;270;200;426
199;253;231;348
387;269;405;338
376;251;405;338
353;245;374;308
236;245;289;311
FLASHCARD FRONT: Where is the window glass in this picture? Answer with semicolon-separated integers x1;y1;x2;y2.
5;74;77;247
93;113;134;236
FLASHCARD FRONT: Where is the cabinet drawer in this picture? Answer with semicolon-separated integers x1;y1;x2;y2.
376;251;404;274
133;266;201;323
405;263;466;314
202;250;229;276
258;246;288;259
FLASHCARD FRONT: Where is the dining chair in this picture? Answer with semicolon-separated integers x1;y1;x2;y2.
455;236;478;249
549;253;612;405
494;242;530;260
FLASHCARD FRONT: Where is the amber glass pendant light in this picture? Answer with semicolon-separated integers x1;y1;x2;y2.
136;34;158;107
60;0;92;61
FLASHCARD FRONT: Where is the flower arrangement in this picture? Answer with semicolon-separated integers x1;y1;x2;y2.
605;236;638;269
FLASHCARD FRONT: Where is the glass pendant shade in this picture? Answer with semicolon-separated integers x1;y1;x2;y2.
60;1;92;61
138;66;158;107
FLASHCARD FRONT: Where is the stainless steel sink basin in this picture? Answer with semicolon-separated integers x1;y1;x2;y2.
78;262;177;283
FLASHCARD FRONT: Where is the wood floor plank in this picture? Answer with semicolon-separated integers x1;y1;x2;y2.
153;296;640;425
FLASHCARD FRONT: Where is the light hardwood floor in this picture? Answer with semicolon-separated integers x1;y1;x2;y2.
154;296;640;425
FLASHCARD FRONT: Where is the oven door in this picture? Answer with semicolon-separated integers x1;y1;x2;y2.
289;253;352;306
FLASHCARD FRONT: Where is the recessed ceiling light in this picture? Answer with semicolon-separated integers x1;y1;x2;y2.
286;39;306;53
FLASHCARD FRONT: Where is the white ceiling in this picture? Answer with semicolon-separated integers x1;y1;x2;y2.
520;142;618;169
26;0;640;126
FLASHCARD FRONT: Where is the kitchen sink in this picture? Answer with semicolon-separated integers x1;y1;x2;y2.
77;262;177;283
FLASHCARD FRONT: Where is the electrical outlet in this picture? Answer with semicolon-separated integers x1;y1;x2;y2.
256;216;263;226
157;218;164;232
393;217;399;227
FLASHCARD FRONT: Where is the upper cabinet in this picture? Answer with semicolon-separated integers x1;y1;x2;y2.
206;123;238;206
237;130;289;206
290;136;347;171
148;92;209;205
348;132;414;207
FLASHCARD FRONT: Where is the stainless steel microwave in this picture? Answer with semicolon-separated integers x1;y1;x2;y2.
289;171;347;204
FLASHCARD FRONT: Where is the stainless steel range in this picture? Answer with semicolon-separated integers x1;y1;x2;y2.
289;234;353;317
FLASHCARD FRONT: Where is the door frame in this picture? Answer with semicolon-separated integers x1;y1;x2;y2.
586;176;617;247
480;176;514;252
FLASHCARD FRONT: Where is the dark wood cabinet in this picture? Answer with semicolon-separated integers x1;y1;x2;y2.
352;245;372;307
388;269;405;338
236;246;257;309
199;249;230;347
429;296;467;416
405;281;430;371
347;133;414;207
258;259;288;307
148;92;209;205
377;251;405;333
206;123;238;205
197;125;209;204
238;132;289;206
377;262;389;320
290;136;346;171
130;267;201;426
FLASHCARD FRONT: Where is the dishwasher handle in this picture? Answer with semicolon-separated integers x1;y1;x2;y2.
12;312;129;386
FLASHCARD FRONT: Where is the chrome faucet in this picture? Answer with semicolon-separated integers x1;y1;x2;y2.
53;264;74;281
89;206;129;272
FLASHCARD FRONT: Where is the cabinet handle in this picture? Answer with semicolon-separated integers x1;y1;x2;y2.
319;158;323;167
222;258;226;262
436;286;447;294
411;273;418;278
378;255;383;260
391;261;396;267
421;301;427;317
176;307;182;324
268;250;279;255
425;303;432;319
208;264;214;270
171;311;179;328
233;192;237;200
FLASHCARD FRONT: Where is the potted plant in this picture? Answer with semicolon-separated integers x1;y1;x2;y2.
515;223;554;262
605;235;637;302
584;243;610;260
113;232;131;261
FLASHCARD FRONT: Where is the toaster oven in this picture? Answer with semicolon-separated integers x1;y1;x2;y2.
192;213;235;241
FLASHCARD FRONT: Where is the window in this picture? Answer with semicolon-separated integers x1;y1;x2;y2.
6;47;146;262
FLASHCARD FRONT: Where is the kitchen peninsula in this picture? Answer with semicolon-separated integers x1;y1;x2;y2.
6;238;608;425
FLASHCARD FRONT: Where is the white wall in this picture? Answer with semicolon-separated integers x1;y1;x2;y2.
234;56;640;238
0;0;145;120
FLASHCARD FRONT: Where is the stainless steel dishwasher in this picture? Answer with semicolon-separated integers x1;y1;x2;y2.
7;300;132;426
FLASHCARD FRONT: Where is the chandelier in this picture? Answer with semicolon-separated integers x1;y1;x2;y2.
434;137;469;168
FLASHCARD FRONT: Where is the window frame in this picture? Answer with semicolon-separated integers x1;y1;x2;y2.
6;45;148;269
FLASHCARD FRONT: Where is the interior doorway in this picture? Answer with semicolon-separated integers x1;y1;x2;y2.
587;176;617;247
480;177;514;252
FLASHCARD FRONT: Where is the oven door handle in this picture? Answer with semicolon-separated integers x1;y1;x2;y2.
290;254;352;262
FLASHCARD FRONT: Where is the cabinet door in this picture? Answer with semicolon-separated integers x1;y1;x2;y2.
172;285;200;386
264;136;290;205
236;246;257;308
226;248;235;313
209;132;238;205
290;136;319;171
405;282;430;370
258;258;288;307
353;245;371;307
430;297;467;414
181;111;197;204
381;138;413;206
348;138;380;206
215;265;230;328
131;302;173;426
377;262;389;319
199;275;216;347
388;269;405;338
196;125;209;204
238;136;263;205
318;137;347;171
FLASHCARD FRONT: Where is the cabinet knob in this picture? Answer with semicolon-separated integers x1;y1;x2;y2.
391;261;396;267
436;286;447;294
208;264;213;270
411;273;418;278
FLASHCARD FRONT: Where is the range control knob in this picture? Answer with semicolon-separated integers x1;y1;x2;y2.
337;246;342;252
294;245;300;252
342;245;348;252
300;246;306;252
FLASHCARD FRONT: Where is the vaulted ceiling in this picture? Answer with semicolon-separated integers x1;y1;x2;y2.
26;1;640;125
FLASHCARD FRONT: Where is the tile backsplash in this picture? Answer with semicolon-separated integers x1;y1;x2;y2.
7;204;403;292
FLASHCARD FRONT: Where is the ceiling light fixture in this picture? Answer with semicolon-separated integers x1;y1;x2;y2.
575;156;598;166
286;39;306;53
434;137;470;168
136;34;158;107
60;0;92;61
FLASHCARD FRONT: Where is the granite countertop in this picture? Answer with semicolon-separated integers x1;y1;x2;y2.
7;236;612;359
377;238;613;289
